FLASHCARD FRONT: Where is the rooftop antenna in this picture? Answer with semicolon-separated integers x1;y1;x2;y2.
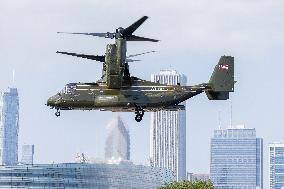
149;157;154;167
12;69;15;84
218;106;222;129
229;100;233;128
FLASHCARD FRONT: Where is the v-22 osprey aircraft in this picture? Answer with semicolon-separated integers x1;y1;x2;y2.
46;16;236;122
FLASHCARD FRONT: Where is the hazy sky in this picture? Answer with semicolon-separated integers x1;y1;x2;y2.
1;0;284;187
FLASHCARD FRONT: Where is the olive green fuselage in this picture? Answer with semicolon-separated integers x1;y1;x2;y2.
47;78;205;112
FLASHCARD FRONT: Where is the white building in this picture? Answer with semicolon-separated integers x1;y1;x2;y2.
0;88;19;165
150;70;187;181
269;142;284;189
105;115;130;160
187;173;210;182
21;145;34;165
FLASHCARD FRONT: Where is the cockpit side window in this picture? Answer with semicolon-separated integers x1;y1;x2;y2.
63;83;77;94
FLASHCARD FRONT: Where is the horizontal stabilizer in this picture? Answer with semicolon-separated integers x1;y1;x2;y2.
206;91;229;100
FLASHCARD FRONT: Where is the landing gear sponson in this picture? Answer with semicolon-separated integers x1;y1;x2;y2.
53;106;144;122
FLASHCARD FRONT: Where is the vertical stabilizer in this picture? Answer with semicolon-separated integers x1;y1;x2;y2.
206;56;235;100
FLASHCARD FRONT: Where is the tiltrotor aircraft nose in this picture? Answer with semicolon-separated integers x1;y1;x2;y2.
47;94;61;107
47;97;55;107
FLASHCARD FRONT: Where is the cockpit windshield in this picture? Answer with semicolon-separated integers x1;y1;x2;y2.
61;83;77;94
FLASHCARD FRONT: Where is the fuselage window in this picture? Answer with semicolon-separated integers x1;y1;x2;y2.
64;83;76;94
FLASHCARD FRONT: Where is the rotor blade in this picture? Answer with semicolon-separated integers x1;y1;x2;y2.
127;51;156;58
122;16;148;36
125;59;141;63
127;35;159;42
56;51;105;62
57;32;116;38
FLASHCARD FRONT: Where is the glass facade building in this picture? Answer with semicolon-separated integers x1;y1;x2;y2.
0;161;174;188
269;142;284;189
21;145;34;165
0;88;19;165
210;125;263;189
150;70;187;181
105;115;130;160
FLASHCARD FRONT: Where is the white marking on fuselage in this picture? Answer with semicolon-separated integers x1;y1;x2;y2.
76;89;175;92
76;85;175;88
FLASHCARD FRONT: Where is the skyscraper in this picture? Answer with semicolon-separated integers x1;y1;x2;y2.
0;88;19;165
105;115;130;160
21;145;34;165
150;69;187;181
210;125;263;189
269;142;284;189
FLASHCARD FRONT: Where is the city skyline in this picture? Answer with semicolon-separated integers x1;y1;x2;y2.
1;1;284;188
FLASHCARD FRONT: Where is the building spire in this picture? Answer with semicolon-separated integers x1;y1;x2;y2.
218;106;222;129
12;70;15;84
230;100;233;128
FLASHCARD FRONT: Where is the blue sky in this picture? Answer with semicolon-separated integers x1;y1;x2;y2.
1;0;284;187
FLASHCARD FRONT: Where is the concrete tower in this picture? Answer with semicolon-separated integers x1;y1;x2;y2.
150;69;187;181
